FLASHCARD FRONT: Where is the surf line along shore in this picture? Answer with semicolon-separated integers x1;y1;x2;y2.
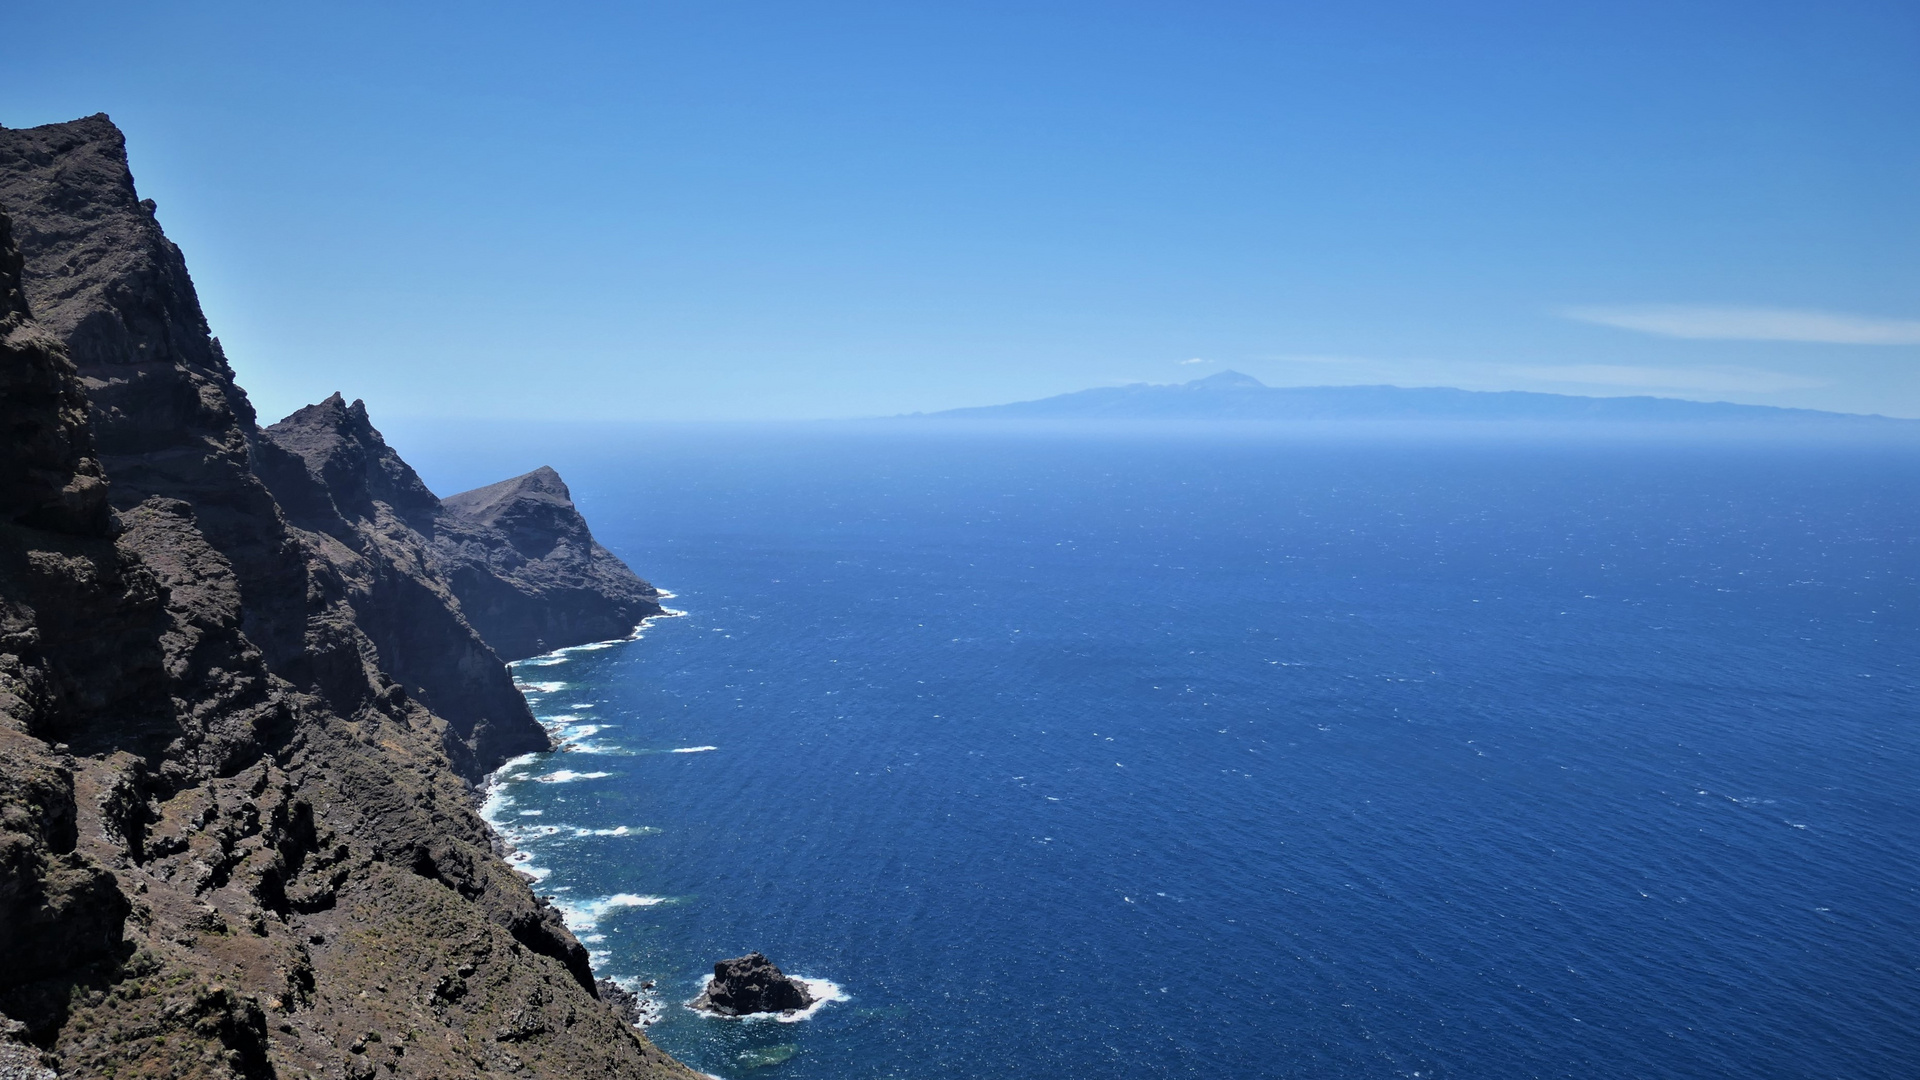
478;610;685;886
479;611;845;1029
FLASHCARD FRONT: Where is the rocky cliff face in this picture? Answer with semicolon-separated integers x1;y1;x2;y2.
0;115;697;1080
258;399;662;669
253;393;549;778
436;467;663;661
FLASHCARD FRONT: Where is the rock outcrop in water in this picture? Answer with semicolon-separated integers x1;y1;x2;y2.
0;114;698;1079
690;953;816;1016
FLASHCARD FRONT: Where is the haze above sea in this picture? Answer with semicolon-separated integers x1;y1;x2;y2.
399;423;1919;1080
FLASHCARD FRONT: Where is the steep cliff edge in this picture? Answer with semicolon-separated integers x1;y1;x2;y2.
437;467;663;661
0;115;698;1079
253;393;547;777
257;396;661;669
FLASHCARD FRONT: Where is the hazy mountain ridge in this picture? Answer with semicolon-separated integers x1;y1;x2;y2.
917;370;1911;424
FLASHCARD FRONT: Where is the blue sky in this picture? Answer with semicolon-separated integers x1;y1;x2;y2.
7;1;1918;419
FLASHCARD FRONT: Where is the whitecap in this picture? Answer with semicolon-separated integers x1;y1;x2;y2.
561;639;623;653
670;746;718;754
516;680;569;693
509;857;551;883
557;893;671;931
553;722;615;752
479;774;533;823
535;769;612;783
562;742;616;755
573;825;661;838
639;608;689;627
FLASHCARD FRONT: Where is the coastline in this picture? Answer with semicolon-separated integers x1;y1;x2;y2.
478;605;690;1024
475;602;687;808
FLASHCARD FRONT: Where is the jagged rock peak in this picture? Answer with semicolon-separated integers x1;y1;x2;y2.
0;113;256;447
434;464;663;661
263;390;440;523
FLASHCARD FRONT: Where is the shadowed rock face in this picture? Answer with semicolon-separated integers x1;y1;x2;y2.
0;204;147;1037
256;393;548;776
691;953;816;1017
436;466;662;660
0;114;316;679
254;393;659;719
0;115;698;1079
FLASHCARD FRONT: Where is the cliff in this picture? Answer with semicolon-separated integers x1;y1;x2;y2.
436;467;663;661
252;393;548;778
0;115;697;1079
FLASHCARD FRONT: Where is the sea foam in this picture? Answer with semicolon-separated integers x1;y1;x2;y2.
558;893;672;931
535;769;611;783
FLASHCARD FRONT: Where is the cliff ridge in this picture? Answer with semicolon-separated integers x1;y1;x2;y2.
0;114;696;1080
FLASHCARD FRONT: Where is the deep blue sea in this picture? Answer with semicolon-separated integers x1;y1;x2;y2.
407;425;1919;1080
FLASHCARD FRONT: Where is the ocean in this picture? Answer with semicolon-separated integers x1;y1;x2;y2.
408;424;1919;1079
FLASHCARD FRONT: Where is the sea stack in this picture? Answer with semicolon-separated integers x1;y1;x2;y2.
691;953;816;1016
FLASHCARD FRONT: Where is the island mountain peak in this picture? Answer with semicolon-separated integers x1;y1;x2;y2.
1187;369;1267;389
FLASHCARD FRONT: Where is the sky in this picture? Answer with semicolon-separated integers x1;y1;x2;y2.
6;1;1918;420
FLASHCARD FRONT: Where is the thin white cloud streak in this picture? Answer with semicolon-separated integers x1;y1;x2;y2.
1261;353;1369;365
1563;305;1920;344
1505;364;1828;394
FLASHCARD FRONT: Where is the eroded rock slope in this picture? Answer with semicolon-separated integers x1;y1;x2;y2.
436;466;662;661
0;114;696;1080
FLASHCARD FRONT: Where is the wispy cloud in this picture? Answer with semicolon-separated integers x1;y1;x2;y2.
1562;305;1920;344
1506;364;1828;394
1260;353;1369;365
1177;357;1208;365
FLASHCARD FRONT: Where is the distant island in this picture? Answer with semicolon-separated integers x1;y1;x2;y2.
909;370;1912;426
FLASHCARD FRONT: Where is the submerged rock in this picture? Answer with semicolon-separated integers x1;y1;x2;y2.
598;978;653;1027
691;953;815;1016
736;1044;800;1069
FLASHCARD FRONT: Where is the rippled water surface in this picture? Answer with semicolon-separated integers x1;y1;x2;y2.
454;428;1918;1079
